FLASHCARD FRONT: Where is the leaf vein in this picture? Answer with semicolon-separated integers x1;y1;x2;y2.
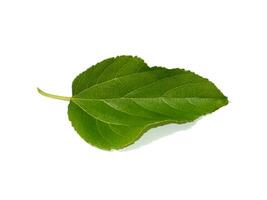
72;101;129;126
162;80;207;96
123;72;187;97
114;59;134;78
131;99;174;119
107;124;128;138
95;120;113;148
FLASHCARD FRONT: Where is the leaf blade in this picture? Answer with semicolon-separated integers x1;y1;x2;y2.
68;56;228;150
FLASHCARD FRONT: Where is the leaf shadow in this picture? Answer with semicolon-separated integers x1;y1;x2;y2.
121;121;197;151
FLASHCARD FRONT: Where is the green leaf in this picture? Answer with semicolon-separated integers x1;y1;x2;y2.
38;55;228;150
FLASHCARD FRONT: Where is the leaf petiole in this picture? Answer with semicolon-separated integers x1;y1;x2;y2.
37;88;71;101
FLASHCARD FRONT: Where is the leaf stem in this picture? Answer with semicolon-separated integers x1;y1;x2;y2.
37;88;71;101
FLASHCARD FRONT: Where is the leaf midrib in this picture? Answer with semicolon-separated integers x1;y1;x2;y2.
71;97;226;101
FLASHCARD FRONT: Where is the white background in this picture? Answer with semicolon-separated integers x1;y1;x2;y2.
0;0;267;199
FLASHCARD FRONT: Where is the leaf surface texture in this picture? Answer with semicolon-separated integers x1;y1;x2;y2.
68;56;228;150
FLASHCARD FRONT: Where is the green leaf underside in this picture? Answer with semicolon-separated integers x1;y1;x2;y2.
68;56;228;150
